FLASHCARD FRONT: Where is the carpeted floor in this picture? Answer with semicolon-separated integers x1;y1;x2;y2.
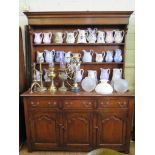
20;141;134;155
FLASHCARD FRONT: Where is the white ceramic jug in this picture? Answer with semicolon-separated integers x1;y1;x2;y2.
82;50;94;62
44;68;51;82
36;51;44;63
95;52;105;62
54;32;65;43
34;32;43;44
75;69;84;82
44;49;55;63
77;29;88;43
35;69;41;81
43;32;52;44
105;50;113;62
64;51;72;63
100;68;110;80
97;31;105;43
87;70;97;83
114;30;125;43
65;31;77;43
105;30;114;43
87;28;97;43
112;68;122;80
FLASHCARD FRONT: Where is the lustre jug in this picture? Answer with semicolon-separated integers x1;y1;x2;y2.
97;31;105;43
43;32;52;44
65;31;77;43
75;69;84;82
105;30;114;43
55;51;65;62
100;68;110;80
114;30;125;43
44;49;55;63
95;52;105;62
77;29;88;43
64;51;72;63
87;28;97;43
36;51;44;63
87;70;97;83
34;32;43;44
82;50;94;62
105;50;113;62
53;32;65;43
114;49;122;62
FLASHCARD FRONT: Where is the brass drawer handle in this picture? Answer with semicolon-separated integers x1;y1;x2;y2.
31;101;39;106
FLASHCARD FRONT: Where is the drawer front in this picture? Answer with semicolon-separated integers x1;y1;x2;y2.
63;99;94;109
98;98;128;108
28;98;59;108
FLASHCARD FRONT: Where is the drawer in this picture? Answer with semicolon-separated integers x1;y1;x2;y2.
97;98;128;108
28;98;59;108
63;99;94;109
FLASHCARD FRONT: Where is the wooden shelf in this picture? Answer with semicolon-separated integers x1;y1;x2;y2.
33;43;125;46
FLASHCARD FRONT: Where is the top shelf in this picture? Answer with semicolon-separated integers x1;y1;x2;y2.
33;43;125;46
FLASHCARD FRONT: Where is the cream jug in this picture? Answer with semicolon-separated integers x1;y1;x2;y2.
95;52;105;62
36;51;44;63
100;68;110;80
75;69;84;82
114;30;125;43
44;49;55;63
105;31;114;43
64;51;72;63
87;70;97;83
43;32;52;44
82;50;94;62
105;50;113;62
65;31;77;43
97;31;105;43
34;32;43;44
77;29;88;43
54;32;65;43
87;28;97;43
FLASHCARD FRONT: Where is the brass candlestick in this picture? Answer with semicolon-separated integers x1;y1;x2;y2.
48;63;57;92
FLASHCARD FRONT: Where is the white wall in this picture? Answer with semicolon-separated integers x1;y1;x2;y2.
19;0;135;90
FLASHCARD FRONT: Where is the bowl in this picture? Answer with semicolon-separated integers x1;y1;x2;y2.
114;79;128;93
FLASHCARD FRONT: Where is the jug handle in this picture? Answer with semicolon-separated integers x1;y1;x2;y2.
94;28;98;33
108;69;110;74
73;30;78;38
81;69;84;76
102;51;105;57
51;49;55;56
49;32;52;39
120;68;122;74
121;30;125;38
40;32;43;39
79;53;81;58
85;30;89;37
90;50;94;56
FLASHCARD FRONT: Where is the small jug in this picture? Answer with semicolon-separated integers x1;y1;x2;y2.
114;30;125;43
35;69;41;81
105;30;114;43
77;29;88;43
65;31;77;43
54;32;65;43
64;51;72;63
112;68;122;80
43;32;52;44
44;49;55;63
114;49;122;62
87;70;97;83
97;31;105;43
34;32;43;44
100;68;110;80
55;51;65;62
95;52;105;62
105;50;113;62
82;50;94;62
87;28;97;43
75;69;84;82
36;51;44;63
44;68;51;82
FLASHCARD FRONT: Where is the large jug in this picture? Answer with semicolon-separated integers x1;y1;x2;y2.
105;30;114;43
87;70;97;83
44;49;55;63
36;51;44;63
65;31;77;43
114;30;125;43
112;68;122;81
100;68;110;80
34;32;43;44
55;51;65;62
77;29;88;43
54;32;65;43
114;49;122;62
75;69;84;82
87;28;97;43
82;50;94;62
95;52;105;62
105;50;113;62
97;31;105;43
43;32;52;44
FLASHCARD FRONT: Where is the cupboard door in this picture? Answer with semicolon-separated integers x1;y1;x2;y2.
63;112;93;151
96;111;127;149
29;111;60;150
